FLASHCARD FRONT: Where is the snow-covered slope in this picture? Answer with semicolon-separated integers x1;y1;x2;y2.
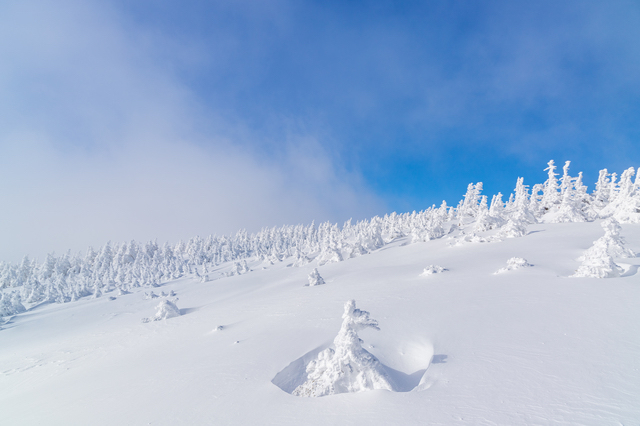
1;221;639;425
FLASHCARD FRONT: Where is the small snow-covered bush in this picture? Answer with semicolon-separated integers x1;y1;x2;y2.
306;268;325;286
292;300;392;397
152;299;181;321
420;265;447;276
227;260;250;277
495;257;532;274
144;291;159;300
496;219;528;239
200;264;210;282
448;232;489;247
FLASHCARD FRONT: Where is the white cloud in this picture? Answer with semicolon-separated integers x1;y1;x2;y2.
0;0;384;263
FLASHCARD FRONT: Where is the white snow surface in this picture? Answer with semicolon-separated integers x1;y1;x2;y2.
1;222;640;425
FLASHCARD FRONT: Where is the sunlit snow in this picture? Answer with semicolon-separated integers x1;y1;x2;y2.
1;162;639;424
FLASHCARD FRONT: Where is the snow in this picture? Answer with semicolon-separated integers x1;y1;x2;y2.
2;160;640;423
494;257;532;274
420;265;447;276
152;299;181;321
1;220;640;424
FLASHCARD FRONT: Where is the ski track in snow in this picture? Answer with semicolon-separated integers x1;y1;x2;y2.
1;222;640;425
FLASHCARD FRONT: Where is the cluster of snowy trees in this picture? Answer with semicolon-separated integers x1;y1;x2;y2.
1;161;639;313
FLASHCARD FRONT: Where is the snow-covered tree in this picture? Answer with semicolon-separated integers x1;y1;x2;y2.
571;239;622;278
3;159;639;311
458;183;483;221
316;244;342;266
472;196;495;232
592;168;611;211
542;160;561;211
552;186;587;223
200;263;210;283
542;160;561;210
578;218;635;260
599;218;635;258
495;218;528;239
600;167;640;223
571;218;631;278
292;300;392;397
489;193;505;217
494;257;532;274
228;260;250;276
0;291;26;318
543;162;590;223
507;177;536;224
152;299;181;321
306;268;325;286
528;184;545;218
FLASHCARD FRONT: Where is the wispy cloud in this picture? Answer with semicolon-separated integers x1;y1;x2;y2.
0;0;384;262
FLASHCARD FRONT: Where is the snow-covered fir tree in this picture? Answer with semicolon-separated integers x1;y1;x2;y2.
292;300;392;397
571;218;634;278
542;160;561;211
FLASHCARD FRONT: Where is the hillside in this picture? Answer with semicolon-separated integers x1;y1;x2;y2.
1;162;640;425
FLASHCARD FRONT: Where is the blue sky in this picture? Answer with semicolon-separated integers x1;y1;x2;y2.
1;0;639;262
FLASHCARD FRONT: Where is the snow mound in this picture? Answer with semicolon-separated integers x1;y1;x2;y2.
420;265;447;276
291;300;393;397
144;291;159;300
495;257;532;274
448;232;489;246
306;268;325;286
149;299;181;321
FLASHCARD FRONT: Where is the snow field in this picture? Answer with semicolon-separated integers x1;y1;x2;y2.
1;222;639;424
